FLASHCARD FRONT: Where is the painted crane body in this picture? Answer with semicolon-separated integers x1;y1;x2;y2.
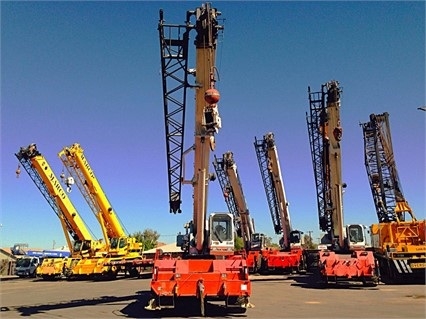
15;144;106;279
306;81;378;286
146;3;251;315
254;133;306;274
213;151;264;273
58;143;150;278
360;112;425;283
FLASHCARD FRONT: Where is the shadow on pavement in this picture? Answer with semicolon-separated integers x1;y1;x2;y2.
11;294;140;316
6;288;248;318
290;271;380;290
122;291;248;318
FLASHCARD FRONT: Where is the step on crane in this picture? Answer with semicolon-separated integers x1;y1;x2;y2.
360;112;426;283
58;143;150;279
254;132;306;274
213;151;265;273
145;3;252;315
306;80;378;286
15;143;106;279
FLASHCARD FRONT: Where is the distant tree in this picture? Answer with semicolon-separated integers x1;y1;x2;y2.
131;229;160;251
234;235;244;251
303;234;317;250
264;236;280;249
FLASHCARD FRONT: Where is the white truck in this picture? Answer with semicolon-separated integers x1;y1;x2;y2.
15;256;42;278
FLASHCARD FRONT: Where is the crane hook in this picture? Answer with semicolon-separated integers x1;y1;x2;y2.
65;176;74;193
16;165;21;178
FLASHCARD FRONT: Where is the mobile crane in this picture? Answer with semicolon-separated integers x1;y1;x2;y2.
360;112;426;283
15;143;106;279
58;143;149;278
213;151;265;273
254;132;306;273
145;3;251;315
306;80;378;286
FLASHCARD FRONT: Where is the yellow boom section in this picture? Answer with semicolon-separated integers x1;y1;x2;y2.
58;143;126;240
31;154;93;241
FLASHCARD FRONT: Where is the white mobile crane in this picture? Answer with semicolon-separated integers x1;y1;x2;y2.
306;80;378;286
58;143;148;278
146;3;251;315
254;132;306;273
213;151;264;272
360;112;425;283
15;144;106;279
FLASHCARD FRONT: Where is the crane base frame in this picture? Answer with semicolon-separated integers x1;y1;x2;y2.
148;256;251;311
319;250;379;286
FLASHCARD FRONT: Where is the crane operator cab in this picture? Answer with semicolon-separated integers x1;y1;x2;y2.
345;224;370;251
289;230;304;248
109;237;128;255
209;213;235;256
250;233;266;251
73;240;92;256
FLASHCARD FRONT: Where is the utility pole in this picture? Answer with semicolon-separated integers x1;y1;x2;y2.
307;230;313;243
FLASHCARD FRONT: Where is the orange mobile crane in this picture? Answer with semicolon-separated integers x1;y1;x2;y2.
213;151;265;273
15;144;106;279
58;143;149;279
360;112;425;283
254;132;306;274
306;80;378;286
145;3;251;315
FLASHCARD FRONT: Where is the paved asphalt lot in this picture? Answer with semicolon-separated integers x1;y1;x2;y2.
0;273;425;318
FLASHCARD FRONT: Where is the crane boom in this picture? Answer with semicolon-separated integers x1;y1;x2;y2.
58;143;140;255
360;112;415;223
306;81;378;286
254;133;294;248
158;8;191;214
360;112;425;283
58;144;124;239
306;80;345;248
190;4;223;253
252;133;306;273
15;144;97;256
147;4;251;313
213;152;255;249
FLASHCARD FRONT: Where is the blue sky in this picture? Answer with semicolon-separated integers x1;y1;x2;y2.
1;1;424;250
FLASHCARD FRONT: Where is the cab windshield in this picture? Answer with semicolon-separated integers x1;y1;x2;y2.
16;258;31;267
348;225;364;243
211;218;232;242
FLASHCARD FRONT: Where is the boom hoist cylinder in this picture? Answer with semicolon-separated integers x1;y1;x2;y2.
306;81;378;286
146;3;252;315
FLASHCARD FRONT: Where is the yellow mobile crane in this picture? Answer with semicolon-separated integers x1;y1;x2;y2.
58;143;147;278
15;144;106;279
360;112;425;283
146;3;251;316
